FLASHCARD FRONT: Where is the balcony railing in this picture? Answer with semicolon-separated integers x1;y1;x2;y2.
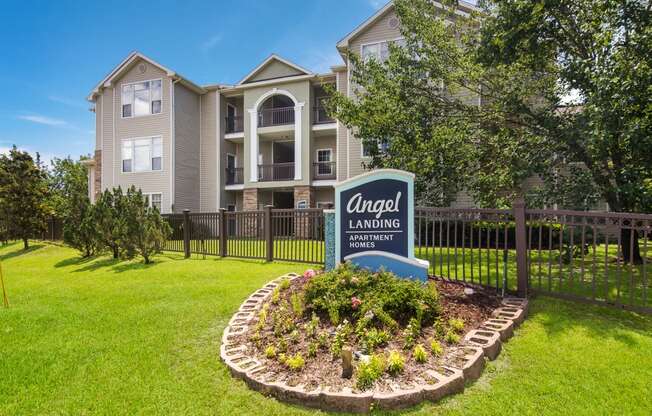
225;168;244;185
313;106;335;124
258;163;295;182
225;116;244;134
258;107;294;127
312;161;336;180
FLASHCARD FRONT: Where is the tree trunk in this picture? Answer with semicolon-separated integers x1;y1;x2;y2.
620;228;643;265
112;246;119;259
23;238;29;250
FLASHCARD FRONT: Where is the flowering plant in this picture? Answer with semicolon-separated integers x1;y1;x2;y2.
303;269;317;279
351;296;362;310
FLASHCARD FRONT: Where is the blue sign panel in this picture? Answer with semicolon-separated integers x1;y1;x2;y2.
334;169;429;281
339;179;408;260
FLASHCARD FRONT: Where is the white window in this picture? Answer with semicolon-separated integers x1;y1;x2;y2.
143;193;163;211
122;79;162;118
316;149;333;176
361;38;406;62
122;137;162;173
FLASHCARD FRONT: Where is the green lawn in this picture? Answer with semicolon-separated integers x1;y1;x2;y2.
1;242;651;415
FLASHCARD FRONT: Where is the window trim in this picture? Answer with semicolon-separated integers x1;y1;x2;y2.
360;37;405;63
317;201;334;209
120;78;163;119
121;135;164;174
361;141;388;159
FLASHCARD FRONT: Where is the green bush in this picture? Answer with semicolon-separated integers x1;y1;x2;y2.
413;344;427;363
355;354;386;390
445;330;460;344
305;263;441;331
290;292;304;317
403;317;421;349
449;318;465;333
285;354;305;371
360;328;390;353
430;339;443;356
330;320;352;357
264;345;276;358
387;350;405;375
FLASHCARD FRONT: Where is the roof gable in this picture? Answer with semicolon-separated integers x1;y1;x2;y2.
87;51;204;101
238;54;313;85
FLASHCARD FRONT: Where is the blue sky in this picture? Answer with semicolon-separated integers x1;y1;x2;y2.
0;0;390;164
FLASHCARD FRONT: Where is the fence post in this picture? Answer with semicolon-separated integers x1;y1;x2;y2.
219;208;227;257
183;209;191;259
264;205;273;262
513;198;528;297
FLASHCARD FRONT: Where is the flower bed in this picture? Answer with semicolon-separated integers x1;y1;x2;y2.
221;265;528;413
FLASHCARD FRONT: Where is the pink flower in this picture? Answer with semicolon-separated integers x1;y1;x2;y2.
351;296;362;310
303;269;317;279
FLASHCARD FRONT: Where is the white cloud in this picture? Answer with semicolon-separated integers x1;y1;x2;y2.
201;34;223;51
48;95;87;109
17;114;68;127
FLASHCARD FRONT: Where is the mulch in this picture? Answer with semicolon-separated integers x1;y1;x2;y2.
234;277;501;393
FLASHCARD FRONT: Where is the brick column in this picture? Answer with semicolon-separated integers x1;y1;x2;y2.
243;188;259;211
94;150;102;201
294;186;314;239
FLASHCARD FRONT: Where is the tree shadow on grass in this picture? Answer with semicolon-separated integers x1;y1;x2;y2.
72;257;122;273
111;261;156;273
530;295;652;348
0;244;45;261
54;255;98;268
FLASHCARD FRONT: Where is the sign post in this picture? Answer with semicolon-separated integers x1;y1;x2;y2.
327;169;429;281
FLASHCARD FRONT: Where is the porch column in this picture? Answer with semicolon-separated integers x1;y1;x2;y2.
248;108;259;183
294;103;304;181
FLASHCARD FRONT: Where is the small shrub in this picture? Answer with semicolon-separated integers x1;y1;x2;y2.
308;342;318;358
290;329;300;343
387;351;405;375
403;317;421;349
413;344;427;363
305;313;319;338
449;318;465;333
330;320;352;357
278;338;288;353
327;305;340;326
361;328;390;352
430;339;443;356
445;330;460;344
355;354;386;390
271;287;281;304
286;354;305;371
290;292;304;317
279;278;291;291
317;331;329;348
265;345;276;359
433;319;446;338
278;353;287;364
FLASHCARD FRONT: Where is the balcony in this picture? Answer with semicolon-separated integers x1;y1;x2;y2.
258;163;295;182
258;107;294;128
225;116;244;134
313;105;335;124
312;161;336;180
225;168;244;185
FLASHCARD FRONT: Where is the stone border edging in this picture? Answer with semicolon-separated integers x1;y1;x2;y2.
220;274;529;413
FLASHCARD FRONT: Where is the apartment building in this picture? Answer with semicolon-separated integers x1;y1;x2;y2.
84;1;479;213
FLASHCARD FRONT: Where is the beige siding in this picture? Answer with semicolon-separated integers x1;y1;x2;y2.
100;88;114;192
246;60;304;83
108;59;173;212
335;70;348;180
314;188;335;206
200;92;218;212
348;9;402;54
174;83;201;212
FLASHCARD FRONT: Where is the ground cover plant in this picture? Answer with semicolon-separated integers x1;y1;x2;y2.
1;241;651;415
235;262;501;393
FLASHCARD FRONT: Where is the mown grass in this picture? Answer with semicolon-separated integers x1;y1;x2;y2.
1;242;651;415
